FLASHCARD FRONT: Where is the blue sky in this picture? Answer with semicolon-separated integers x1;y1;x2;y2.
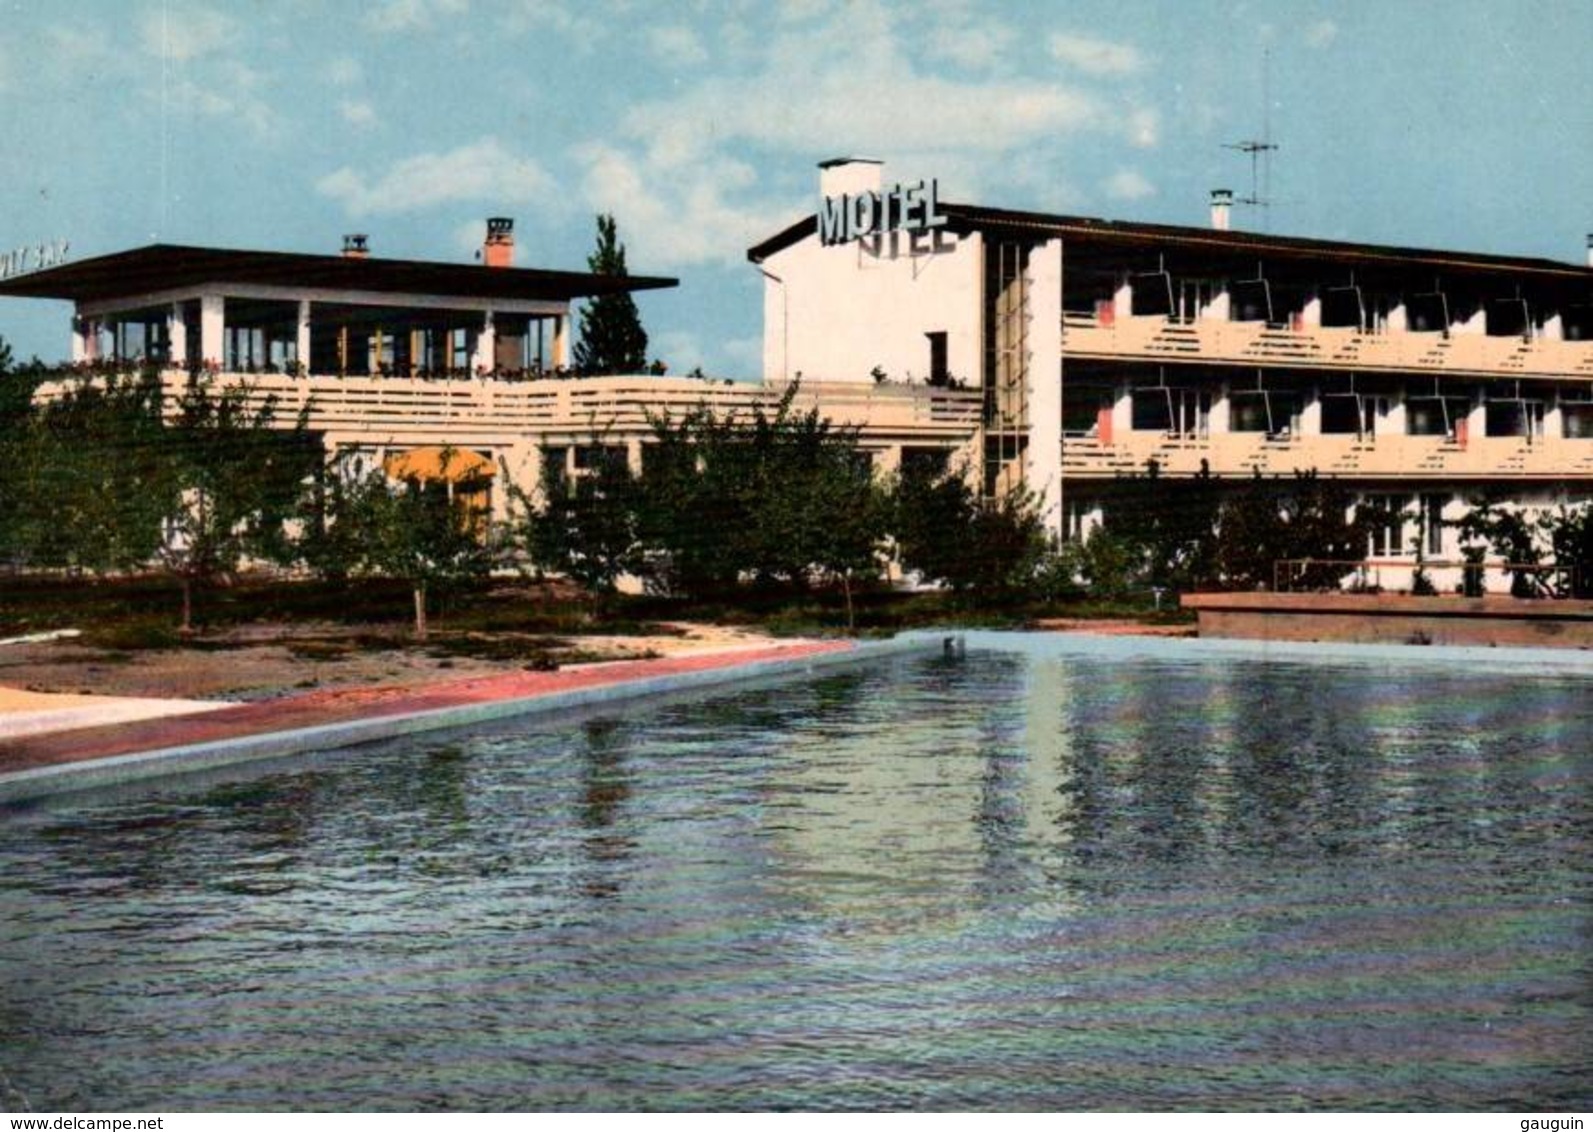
1;0;1589;375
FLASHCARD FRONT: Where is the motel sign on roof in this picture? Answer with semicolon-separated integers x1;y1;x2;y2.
818;178;948;247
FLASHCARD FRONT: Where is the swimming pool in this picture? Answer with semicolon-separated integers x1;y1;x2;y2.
2;634;1588;1110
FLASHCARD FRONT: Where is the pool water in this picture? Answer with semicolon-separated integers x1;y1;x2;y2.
2;636;1588;1110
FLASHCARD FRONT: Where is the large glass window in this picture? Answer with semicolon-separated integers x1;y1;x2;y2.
1363;493;1412;557
1406;396;1470;437
1419;493;1448;556
1229;389;1300;436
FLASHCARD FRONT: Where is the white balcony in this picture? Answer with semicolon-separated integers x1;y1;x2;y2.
1062;313;1593;381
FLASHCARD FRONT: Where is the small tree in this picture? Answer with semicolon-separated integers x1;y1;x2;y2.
311;451;496;639
158;375;319;632
519;442;640;594
632;382;887;605
1216;470;1368;591
1456;499;1545;598
892;465;1046;598
1094;461;1221;592
572;214;648;375
1539;502;1593;598
2;367;174;573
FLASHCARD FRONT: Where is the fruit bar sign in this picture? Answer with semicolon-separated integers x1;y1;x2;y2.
0;239;70;280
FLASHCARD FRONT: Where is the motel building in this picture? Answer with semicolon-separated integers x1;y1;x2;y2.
1;160;1590;594
750;159;1593;592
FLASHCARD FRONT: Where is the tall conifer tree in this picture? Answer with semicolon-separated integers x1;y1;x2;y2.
573;214;649;375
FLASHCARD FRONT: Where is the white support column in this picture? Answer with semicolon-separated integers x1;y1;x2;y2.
1384;392;1406;437
199;293;225;369
1209;382;1232;434
167;302;187;368
552;314;569;369
1026;238;1065;541
1110;383;1133;440
474;310;496;374
296;300;311;372
1544;395;1564;441
71;314;96;363
1113;278;1133;322
1300;385;1322;436
1464;386;1487;442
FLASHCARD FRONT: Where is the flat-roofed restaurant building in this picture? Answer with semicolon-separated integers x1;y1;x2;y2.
0;218;982;524
749;159;1593;592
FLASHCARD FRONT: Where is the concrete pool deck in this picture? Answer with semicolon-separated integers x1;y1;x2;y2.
0;636;940;804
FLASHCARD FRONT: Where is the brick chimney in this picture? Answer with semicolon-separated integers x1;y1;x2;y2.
1210;189;1233;232
483;217;514;268
342;234;369;259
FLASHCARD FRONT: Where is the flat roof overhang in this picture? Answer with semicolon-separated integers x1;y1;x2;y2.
748;204;1593;287
0;244;678;305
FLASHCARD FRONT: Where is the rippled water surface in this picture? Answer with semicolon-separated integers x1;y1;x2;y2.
2;637;1589;1111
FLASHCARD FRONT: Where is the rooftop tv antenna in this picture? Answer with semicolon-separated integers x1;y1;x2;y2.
1224;47;1279;231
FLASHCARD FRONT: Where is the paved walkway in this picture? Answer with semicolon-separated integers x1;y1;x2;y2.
0;640;852;780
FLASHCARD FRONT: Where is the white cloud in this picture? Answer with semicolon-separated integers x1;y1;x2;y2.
1305;19;1338;47
317;137;557;216
718;336;764;380
364;0;470;33
165;60;279;138
1103;169;1155;201
924;22;1015;70
559;2;1158;271
1127;107;1159;148
651;330;705;373
500;0;604;46
327;56;364;86
576;143;797;268
340;99;378;127
139;4;236;61
1048;32;1145;76
648;24;709;67
654;327;762;379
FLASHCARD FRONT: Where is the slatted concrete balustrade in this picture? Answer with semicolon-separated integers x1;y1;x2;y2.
1062;312;1593;380
35;371;985;447
1060;429;1593;480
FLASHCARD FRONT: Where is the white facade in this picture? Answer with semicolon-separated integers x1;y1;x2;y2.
750;159;1593;594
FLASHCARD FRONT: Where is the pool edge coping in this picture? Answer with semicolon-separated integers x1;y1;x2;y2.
0;635;947;805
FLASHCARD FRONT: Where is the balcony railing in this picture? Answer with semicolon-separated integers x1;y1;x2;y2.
1060;428;1593;480
34;370;984;443
1062;312;1593;380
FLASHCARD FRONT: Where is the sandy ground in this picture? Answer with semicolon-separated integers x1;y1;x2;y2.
0;621;794;740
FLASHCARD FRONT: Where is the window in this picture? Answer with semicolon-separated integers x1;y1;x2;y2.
1131;387;1207;437
900;446;950;481
1406;396;1469;437
925;331;949;386
574;445;627;473
1364;493;1412;557
1229;389;1298;436
1419;493;1447;556
1131;389;1171;433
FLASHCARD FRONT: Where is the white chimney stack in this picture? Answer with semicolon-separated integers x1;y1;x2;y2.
1586;233;1592;268
819;157;884;199
1210;189;1233;232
